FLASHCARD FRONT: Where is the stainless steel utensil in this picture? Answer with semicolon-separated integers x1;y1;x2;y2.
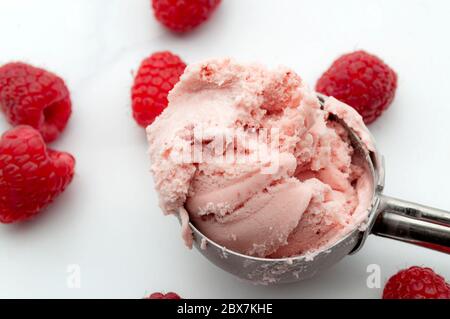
186;96;450;284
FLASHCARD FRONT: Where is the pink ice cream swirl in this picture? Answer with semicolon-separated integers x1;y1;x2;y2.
146;58;374;258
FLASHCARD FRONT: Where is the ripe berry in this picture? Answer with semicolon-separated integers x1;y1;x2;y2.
383;266;450;299
316;50;397;124
147;292;182;299
152;0;221;32
0;62;72;143
131;51;186;127
0;125;75;223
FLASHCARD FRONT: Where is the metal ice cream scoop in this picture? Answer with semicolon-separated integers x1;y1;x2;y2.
186;95;450;284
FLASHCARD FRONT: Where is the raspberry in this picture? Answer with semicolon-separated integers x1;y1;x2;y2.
0;62;72;143
0;126;75;223
147;292;182;299
131;51;186;127
316;50;397;124
383;266;450;299
152;0;221;32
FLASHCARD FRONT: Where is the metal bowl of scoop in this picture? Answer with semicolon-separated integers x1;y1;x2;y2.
185;95;450;285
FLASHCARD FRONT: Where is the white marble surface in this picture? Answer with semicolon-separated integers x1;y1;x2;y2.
0;0;449;298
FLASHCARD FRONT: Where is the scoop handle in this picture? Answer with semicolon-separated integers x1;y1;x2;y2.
372;195;450;254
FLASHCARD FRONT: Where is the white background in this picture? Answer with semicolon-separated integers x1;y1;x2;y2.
0;0;449;299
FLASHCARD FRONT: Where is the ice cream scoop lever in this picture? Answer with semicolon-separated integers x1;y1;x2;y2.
367;195;450;254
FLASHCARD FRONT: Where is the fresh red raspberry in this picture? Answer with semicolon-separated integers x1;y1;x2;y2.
316;50;397;124
131;51;186;127
383;266;450;299
0;62;72;143
152;0;221;32
0;125;75;223
147;292;182;299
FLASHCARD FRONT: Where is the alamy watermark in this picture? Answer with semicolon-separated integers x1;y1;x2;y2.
66;264;81;289
168;125;281;174
366;264;381;289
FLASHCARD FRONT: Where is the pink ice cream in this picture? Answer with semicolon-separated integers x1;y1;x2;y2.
146;58;374;258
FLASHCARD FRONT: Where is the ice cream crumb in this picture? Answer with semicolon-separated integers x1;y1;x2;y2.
179;207;193;249
198;202;232;217
220;246;229;259
303;251;317;262
200;237;208;250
